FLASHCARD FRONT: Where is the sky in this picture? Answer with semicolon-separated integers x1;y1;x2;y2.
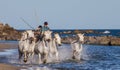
0;0;120;29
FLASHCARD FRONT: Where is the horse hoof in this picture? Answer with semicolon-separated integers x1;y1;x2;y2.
24;60;27;63
72;56;75;59
43;60;47;64
56;60;60;63
58;44;62;46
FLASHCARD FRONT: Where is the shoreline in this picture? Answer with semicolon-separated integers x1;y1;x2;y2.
0;42;18;51
0;43;21;70
0;63;20;70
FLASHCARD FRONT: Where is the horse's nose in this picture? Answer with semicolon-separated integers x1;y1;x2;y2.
23;59;27;63
47;39;51;42
58;44;62;46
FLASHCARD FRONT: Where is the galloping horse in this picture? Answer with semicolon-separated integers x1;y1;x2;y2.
34;40;49;64
48;33;62;61
34;30;52;64
70;33;84;60
42;30;62;61
18;30;35;63
34;30;62;63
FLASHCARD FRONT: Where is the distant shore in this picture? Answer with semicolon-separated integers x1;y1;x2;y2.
62;36;120;46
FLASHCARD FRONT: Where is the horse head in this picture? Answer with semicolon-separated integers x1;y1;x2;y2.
77;33;84;44
43;30;52;42
21;30;35;41
54;33;62;46
26;30;35;38
21;31;29;41
22;30;34;43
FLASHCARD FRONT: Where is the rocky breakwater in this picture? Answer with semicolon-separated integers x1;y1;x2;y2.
0;22;21;40
85;36;120;46
61;30;120;46
62;36;120;46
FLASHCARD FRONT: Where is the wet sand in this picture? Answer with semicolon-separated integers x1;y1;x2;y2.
0;43;20;70
0;43;18;50
0;63;20;70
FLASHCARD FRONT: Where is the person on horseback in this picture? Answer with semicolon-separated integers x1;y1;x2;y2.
42;21;50;32
35;25;43;41
36;25;42;32
42;22;51;47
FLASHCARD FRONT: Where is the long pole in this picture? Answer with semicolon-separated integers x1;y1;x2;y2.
20;17;35;30
34;9;40;25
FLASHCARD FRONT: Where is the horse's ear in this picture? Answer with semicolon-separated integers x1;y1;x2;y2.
77;33;81;36
82;33;84;36
25;31;27;34
50;31;53;33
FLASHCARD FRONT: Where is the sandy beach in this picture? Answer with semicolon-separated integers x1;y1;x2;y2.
0;43;18;50
0;63;20;70
0;42;21;70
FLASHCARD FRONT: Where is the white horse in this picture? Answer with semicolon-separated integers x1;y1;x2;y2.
41;31;62;62
18;30;35;63
34;30;52;64
54;33;62;46
48;33;62;61
70;33;84;60
34;39;49;64
35;31;61;63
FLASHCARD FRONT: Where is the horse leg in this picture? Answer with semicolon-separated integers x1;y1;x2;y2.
18;47;22;60
23;52;28;63
43;53;48;64
77;46;82;60
72;50;76;59
49;52;52;58
18;51;23;63
32;52;34;59
55;51;59;61
38;53;42;64
75;51;80;60
30;52;34;63
18;51;22;59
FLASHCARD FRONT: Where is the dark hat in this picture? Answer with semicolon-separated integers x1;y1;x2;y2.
38;25;42;28
44;22;48;25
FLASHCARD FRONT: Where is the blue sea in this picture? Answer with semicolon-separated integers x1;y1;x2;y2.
18;29;120;37
0;44;120;70
52;29;120;37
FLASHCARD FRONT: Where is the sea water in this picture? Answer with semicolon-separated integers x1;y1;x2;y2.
0;43;120;70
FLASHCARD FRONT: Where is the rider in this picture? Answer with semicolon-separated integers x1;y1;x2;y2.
35;25;43;41
42;21;50;32
42;22;51;46
36;25;42;32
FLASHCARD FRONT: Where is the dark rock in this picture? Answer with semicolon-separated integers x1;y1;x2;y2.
61;36;120;46
0;22;21;40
